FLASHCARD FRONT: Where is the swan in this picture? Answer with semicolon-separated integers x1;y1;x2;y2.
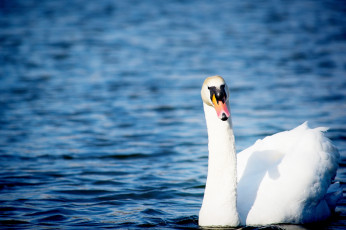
199;76;341;227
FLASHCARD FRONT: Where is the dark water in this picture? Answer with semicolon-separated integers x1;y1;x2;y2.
1;0;345;229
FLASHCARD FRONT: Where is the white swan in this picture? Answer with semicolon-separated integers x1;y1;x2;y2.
199;76;341;227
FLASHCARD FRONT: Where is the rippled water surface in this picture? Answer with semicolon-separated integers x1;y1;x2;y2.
1;0;346;229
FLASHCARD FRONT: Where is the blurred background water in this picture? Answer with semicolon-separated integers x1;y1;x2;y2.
0;0;345;229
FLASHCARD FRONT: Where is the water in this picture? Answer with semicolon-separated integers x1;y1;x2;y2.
0;0;345;229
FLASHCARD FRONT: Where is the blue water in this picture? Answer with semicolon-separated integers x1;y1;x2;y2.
0;0;345;229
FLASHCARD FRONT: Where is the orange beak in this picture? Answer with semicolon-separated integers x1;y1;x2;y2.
212;95;230;121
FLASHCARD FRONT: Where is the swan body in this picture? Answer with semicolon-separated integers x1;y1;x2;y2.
199;76;340;227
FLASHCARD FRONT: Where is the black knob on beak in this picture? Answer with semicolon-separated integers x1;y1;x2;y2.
215;90;226;103
208;85;226;104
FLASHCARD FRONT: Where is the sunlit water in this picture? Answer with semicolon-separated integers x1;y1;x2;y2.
0;0;345;229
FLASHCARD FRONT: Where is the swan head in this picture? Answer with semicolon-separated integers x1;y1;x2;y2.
201;76;230;121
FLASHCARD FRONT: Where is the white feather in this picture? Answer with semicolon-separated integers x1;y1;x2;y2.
237;122;340;225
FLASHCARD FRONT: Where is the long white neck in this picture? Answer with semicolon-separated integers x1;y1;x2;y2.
199;102;240;227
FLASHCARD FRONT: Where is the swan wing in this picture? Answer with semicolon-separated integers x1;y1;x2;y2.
236;122;340;225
